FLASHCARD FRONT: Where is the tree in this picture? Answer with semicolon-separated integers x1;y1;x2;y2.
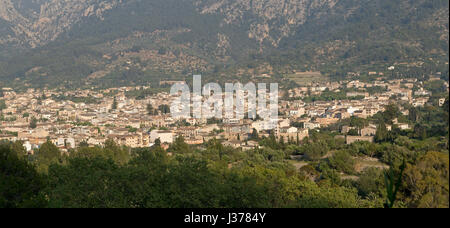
35;140;61;173
408;107;419;122
30;116;38;129
357;168;385;198
0;99;6;112
79;141;89;147
10;141;28;159
158;104;170;114
383;103;400;124
104;139;130;165
384;161;406;208
147;103;155;115
158;47;167;55
375;122;388;142
302;142;328;161
112;97;118;110
0;145;47;208
329;150;355;174
72;139;130;166
207;139;224;160
350;117;368;130
250;128;259;140
413;124;427;140
46;157;125;208
443;99;449;127
168;136;191;154
154;138;161;147
403;152;449;208
348;129;359;136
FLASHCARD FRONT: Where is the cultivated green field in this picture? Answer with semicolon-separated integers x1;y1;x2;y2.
285;72;329;86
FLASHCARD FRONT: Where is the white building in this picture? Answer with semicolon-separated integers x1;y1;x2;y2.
304;122;321;130
150;130;174;144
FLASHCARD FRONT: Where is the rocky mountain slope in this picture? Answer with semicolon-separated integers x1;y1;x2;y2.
0;0;339;50
0;0;120;51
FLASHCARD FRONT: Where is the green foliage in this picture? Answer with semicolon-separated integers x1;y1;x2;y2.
402;152;449;208
29;116;38;129
9;141;28;159
126;88;169;100
1;102;449;208
383;103;401;124
1;0;447;88
375;122;389;142
296;181;379;208
328;150;356;174
35;141;61;173
158;104;170;114
0;144;47;208
0;99;6;111
146;103;156;115
348;129;359;136
51;94;100;104
46;157;125;208
168;136;191;154
71;139;130;166
349;117;368;130
302;90;363;103
111;97;118;110
384;161;406;208
356;168;386;198
302;142;329;161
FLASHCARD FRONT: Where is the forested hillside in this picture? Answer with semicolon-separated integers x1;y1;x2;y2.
0;0;448;89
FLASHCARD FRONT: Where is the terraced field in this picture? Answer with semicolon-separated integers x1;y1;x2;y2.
285;72;329;86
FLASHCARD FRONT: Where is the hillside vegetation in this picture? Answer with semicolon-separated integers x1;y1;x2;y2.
0;0;448;88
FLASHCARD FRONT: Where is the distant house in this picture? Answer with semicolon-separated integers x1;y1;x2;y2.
439;98;446;107
0;134;17;142
346;136;374;144
346;92;368;98
277;127;298;142
87;137;106;147
340;126;354;134
184;137;204;145
289;108;305;118
412;97;429;107
176;126;198;138
246;141;260;148
53;137;76;149
360;126;377;137
222;140;242;149
315;117;339;126
397;123;410;130
224;124;251;134
414;88;431;96
304;122;320;130
150;130;173;144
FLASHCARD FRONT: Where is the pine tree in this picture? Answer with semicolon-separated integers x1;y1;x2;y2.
112;97;118;110
30;117;38;129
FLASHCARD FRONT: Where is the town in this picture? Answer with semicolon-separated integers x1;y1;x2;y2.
1;73;447;156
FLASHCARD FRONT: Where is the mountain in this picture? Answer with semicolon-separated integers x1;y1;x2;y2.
0;0;448;89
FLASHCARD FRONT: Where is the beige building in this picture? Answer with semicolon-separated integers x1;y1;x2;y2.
150;130;174;144
346;136;374;144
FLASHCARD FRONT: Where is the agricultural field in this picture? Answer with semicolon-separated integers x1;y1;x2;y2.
285;72;329;86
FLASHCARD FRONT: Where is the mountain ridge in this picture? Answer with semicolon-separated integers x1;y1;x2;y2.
0;0;448;89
